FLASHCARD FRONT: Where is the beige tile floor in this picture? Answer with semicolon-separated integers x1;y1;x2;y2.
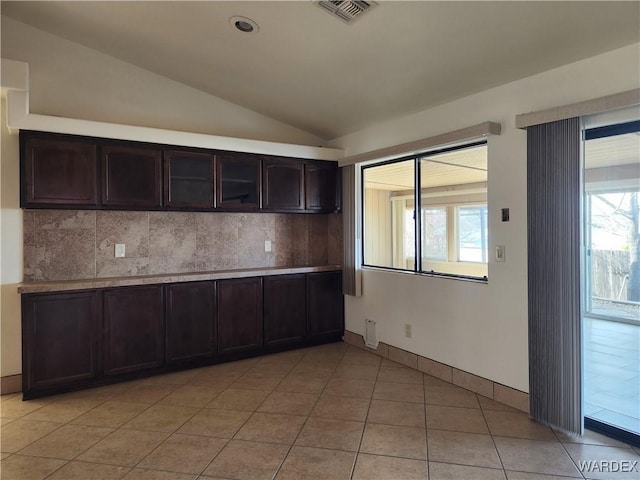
1;342;639;480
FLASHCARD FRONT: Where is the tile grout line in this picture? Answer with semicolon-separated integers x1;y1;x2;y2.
552;426;588;480
269;344;349;480
25;388;140;480
12;446;543;480
477;394;508;478
235;353;308;479
12;390;121;460
196;351;310;479
94;382;194;474
143;363;263;477
348;347;381;480
8;344;637;479
31;449;134;479
67;379;203;475
424;365;430;480
76;371;225;474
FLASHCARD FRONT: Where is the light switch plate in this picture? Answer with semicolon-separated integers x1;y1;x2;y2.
264;240;272;252
496;245;506;262
115;244;126;258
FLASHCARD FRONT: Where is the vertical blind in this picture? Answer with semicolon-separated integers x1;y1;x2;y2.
527;117;582;434
342;164;360;296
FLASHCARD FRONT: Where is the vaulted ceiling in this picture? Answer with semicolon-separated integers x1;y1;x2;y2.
2;1;639;140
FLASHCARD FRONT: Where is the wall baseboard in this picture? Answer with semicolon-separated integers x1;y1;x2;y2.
1;374;22;395
343;330;530;414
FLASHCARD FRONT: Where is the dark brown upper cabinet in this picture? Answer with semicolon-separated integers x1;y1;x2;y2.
22;291;99;393
164;150;215;209
263;157;305;211
102;145;162;208
22;134;99;208
216;153;261;210
305;161;339;213
20;132;341;214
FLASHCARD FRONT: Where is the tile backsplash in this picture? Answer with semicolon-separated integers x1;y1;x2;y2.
23;210;343;282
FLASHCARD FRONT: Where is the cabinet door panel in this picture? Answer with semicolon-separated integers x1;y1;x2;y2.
23;136;98;207
164;151;215;209
217;278;263;355
305;162;339;212
307;271;344;341
103;286;164;375
166;282;216;364
102;146;162;207
263;158;304;211
264;274;306;348
22;291;99;392
216;154;261;210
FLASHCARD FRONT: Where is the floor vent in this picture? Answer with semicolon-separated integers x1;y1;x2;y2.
365;319;378;349
316;1;378;24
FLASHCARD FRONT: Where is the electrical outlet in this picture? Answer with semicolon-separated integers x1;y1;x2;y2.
115;243;126;258
496;245;506;262
264;240;272;252
404;323;412;338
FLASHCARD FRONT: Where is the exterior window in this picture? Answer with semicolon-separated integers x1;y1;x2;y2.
457;205;488;263
362;142;488;280
422;207;447;261
362;159;415;270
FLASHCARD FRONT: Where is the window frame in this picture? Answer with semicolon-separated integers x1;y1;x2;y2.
361;140;488;282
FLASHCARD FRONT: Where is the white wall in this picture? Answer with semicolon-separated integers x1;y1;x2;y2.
0;16;325;146
1;95;21;377
332;43;640;392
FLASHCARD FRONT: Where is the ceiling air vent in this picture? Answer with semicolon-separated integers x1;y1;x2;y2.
316;1;378;24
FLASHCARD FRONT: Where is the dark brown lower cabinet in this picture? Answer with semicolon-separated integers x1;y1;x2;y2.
21;270;343;399
166;281;216;364
103;286;164;375
22;291;99;393
217;277;263;356
264;274;306;349
307;271;344;342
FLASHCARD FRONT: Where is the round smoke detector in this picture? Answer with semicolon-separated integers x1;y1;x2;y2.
230;16;259;34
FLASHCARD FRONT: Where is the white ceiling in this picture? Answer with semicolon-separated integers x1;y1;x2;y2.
364;144;487;190
585;132;640;169
2;1;639;141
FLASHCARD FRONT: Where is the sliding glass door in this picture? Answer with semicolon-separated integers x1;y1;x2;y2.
583;120;640;444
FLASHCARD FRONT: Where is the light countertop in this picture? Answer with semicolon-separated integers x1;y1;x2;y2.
18;265;342;294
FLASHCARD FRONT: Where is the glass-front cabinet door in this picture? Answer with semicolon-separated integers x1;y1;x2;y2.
164;150;215;209
216;153;261;210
